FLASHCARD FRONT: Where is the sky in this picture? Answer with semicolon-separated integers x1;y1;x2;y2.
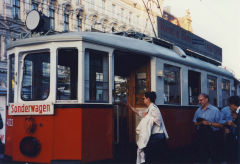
163;0;240;79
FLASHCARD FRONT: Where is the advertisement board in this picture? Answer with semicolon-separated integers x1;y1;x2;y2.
157;17;222;63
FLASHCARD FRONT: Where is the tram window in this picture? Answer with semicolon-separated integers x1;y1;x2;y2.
222;79;230;106
21;52;50;101
9;54;15;103
188;70;201;105
57;48;78;100
164;64;181;105
85;49;109;103
207;75;217;106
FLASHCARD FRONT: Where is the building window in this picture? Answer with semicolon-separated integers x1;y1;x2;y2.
164;64;181;105
101;0;105;12
91;0;94;9
112;4;115;18
64;14;69;31
207;75;217;106
21;52;50;101
49;9;55;30
222;79;230;106
121;8;124;21
12;0;20;19
85;49;109;103
129;12;132;23
57;48;78;100
32;2;38;10
9;54;15;103
78;18;82;32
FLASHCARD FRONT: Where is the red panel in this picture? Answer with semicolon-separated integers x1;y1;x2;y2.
161;108;196;149
52;108;82;160
5;114;13;157
82;108;113;163
7;115;54;163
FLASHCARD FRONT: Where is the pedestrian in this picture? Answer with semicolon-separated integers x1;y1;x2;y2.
0;113;3;156
129;91;168;164
0;114;3;130
226;95;240;163
220;101;236;163
192;93;223;163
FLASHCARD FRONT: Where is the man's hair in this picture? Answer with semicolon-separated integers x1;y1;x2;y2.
145;91;156;103
228;96;240;106
198;93;209;100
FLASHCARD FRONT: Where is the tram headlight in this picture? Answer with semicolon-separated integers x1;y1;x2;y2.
19;136;41;157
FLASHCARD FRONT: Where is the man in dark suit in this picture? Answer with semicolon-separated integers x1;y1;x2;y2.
227;96;240;163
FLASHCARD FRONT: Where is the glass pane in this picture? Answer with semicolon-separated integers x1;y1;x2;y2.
222;79;230;106
9;54;15;103
188;70;201;105
21;53;50;101
85;49;109;102
57;49;78;100
207;75;217;106
164;64;181;105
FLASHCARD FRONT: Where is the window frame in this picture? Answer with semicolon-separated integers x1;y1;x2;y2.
163;64;181;105
84;48;109;103
207;75;218;106
20;51;50;101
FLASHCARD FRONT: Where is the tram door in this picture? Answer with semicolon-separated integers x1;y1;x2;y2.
113;52;150;160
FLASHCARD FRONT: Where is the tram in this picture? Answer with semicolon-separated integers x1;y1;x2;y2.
5;31;239;163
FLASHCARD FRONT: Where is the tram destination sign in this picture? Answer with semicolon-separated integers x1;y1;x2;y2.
9;102;54;115
157;17;222;63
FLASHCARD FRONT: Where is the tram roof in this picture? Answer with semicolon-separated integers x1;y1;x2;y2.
7;32;234;78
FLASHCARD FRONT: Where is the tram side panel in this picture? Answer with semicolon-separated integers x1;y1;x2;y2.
5;107;113;163
160;107;197;149
82;107;113;163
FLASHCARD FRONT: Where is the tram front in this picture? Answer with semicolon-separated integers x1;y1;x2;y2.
5;33;114;163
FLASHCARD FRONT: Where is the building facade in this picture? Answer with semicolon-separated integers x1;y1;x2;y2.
0;0;193;62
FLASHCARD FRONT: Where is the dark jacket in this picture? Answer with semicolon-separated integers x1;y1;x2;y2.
0;114;3;129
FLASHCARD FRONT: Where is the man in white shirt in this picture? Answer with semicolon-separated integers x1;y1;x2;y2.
129;91;168;164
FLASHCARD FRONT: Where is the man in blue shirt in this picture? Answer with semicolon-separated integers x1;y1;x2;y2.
193;93;222;163
227;96;240;163
221;105;235;163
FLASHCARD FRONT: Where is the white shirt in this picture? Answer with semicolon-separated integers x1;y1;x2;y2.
146;103;169;138
136;103;169;164
236;106;240;114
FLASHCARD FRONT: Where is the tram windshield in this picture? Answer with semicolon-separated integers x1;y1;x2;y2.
21;52;50;101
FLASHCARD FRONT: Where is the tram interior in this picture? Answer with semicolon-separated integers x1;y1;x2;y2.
113;51;150;160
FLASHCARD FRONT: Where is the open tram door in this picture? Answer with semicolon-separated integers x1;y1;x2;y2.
113;51;150;161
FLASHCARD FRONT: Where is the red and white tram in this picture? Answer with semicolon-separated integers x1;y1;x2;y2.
5;32;239;163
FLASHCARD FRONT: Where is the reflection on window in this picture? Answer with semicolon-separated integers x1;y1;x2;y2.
9;54;15;103
85;49;109;102
222;79;230;106
207;75;217;106
57;49;78;100
114;76;127;104
21;53;50;101
164;64;181;105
